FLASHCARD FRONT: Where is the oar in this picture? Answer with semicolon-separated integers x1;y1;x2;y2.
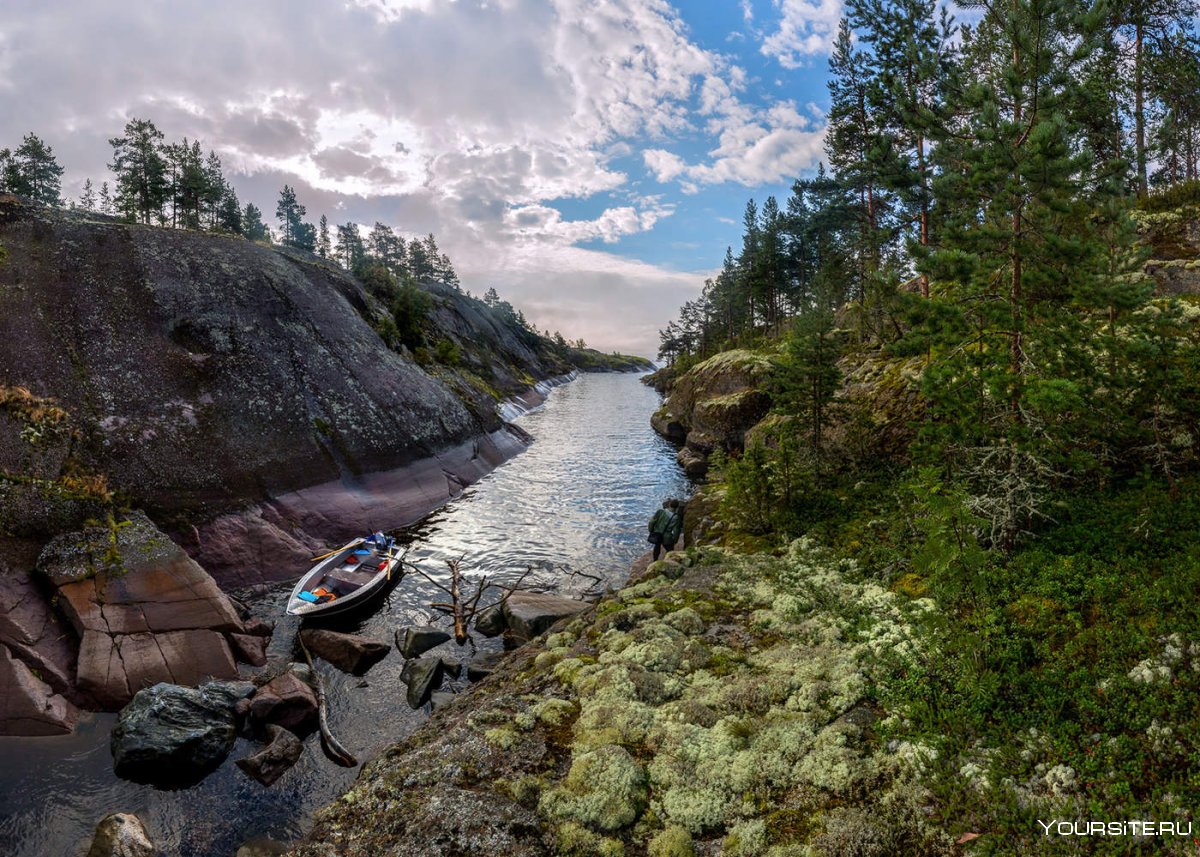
309;538;363;563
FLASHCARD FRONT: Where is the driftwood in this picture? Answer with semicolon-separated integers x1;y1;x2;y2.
404;558;609;644
298;634;357;768
404;557;536;644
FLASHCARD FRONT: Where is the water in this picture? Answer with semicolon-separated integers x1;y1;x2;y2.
0;372;688;857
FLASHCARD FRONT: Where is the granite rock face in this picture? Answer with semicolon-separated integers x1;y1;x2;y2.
36;511;251;709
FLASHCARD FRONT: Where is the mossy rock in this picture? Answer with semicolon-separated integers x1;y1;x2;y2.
539;744;648;832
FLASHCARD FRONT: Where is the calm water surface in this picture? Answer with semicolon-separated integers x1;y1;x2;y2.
0;372;687;857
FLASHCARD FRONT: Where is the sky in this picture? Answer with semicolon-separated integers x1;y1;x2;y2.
0;0;843;358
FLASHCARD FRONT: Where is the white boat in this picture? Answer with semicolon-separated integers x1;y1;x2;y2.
286;533;400;617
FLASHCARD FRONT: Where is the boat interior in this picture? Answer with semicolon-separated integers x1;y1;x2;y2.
297;544;392;605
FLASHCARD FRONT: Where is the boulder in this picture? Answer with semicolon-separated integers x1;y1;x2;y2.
438;656;462;678
229;632;269;667
249;667;319;735
402;656;443;708
236;725;303;787
235;839;289;857
85;812;155;857
502;592;589;641
473;603;507;637
0;643;78;736
429;691;457;712
111;682;244;785
395;625;451;658
0;556;79;704
467;652;505;682
299;628;389;675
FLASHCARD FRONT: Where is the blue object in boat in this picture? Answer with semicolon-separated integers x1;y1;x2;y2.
297;591;320;603
354;549;371;556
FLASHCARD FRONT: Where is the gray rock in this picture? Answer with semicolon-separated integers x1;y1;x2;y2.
85;812;155;857
403;657;444;708
111;682;240;785
466;663;494;682
236;725;303;787
502;592;589;641
300;629;389;675
467;651;504;682
473;604;507;637
396;625;451;658
438;656;462;678
429;691;457;712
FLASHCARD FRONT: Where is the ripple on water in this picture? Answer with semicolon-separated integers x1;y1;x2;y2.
0;372;689;857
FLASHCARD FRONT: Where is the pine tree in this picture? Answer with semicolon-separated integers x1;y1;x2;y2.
918;0;1141;544
98;181;113;215
216;185;242;234
275;185;306;246
9;133;64;205
243;203;269;242
317;215;331;259
1112;0;1199;194
336;222;365;271
109;118;169;224
79;178;96;211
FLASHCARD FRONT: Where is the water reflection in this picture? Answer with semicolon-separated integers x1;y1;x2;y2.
0;372;688;857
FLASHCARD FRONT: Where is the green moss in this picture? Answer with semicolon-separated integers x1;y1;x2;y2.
646;825;695;857
539;744;648;832
723;818;768;856
553;822;626;856
484;725;519;750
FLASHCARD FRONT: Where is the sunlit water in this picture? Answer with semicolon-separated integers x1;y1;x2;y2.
0;372;688;857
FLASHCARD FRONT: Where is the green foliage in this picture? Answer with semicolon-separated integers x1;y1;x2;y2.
391;280;432;351
434;338;462;366
0;133;64;205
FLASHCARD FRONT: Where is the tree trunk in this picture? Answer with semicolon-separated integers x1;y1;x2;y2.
1135;22;1148;195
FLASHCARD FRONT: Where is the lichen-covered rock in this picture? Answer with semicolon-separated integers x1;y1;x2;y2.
85;812;155;857
300;629;389;675
111;681;245;785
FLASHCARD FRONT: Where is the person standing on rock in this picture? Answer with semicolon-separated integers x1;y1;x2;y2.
647;499;683;560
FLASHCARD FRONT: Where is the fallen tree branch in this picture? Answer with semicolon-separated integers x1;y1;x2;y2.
298;634;357;768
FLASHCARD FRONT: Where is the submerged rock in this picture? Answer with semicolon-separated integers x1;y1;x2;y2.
236;724;303;787
300;629;389;675
430;691;457;712
503;592;589;641
110;681;249;785
396;625;451;658
403;656;444;708
85;812;155;857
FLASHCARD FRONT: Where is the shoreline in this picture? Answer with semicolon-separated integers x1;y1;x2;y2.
174;372;579;589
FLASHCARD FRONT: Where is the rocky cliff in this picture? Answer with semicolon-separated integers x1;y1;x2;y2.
0;196;642;733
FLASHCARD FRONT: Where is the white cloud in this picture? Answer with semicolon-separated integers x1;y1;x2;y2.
0;0;788;354
760;0;843;67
